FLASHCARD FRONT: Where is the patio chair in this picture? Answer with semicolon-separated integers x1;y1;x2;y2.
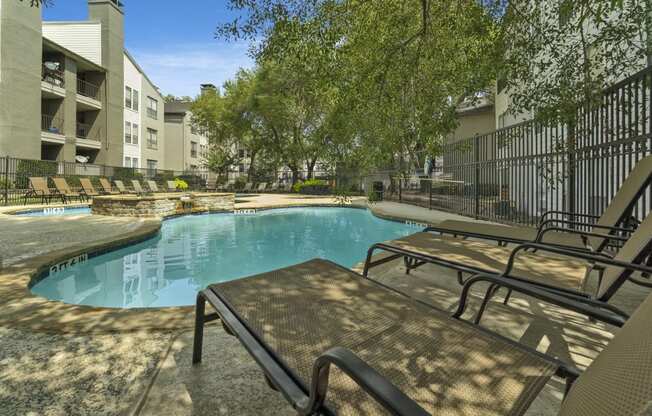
205;178;218;192
146;180;160;193
268;182;279;192
23;177;63;205
428;154;652;253
131;179;146;195
257;182;267;192
364;211;652;322
79;178;100;199
241;182;254;193
193;258;652;416
166;180;179;192
52;177;85;203
98;178;120;195
113;180;134;194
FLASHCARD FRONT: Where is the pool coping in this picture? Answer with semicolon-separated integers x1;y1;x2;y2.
2;199;413;334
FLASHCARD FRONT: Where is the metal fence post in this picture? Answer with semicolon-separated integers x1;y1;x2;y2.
428;180;433;210
473;135;480;219
3;156;9;206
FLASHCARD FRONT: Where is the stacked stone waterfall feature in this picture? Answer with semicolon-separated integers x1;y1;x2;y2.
91;193;235;218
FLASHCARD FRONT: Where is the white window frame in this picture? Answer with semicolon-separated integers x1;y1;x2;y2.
124;121;132;144
132;123;139;145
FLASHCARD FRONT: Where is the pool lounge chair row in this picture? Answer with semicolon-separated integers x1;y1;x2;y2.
208;180;293;193
24;177;183;204
193;155;652;415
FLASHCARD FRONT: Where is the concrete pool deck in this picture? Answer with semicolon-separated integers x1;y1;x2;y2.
1;194;649;415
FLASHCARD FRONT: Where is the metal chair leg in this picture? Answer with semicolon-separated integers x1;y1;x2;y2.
502;288;512;305
192;292;207;364
474;283;498;325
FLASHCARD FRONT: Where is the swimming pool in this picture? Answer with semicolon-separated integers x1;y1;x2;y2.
31;207;416;308
16;207;91;217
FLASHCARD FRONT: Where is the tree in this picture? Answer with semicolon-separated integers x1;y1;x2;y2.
164;94;193;103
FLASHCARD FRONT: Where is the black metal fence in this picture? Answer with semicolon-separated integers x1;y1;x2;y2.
0;157;212;206
380;65;652;226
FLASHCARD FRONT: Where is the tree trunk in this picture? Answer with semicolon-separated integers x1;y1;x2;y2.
247;150;257;182
306;158;317;179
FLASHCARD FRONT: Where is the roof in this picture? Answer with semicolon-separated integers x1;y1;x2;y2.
164;101;192;115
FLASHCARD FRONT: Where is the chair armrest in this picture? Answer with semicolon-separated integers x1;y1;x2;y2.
503;242;652;277
538;218;635;234
453;273;627;327
539;210;601;224
296;347;429;416
534;226;629;244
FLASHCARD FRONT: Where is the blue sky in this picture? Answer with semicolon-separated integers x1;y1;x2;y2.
43;0;253;97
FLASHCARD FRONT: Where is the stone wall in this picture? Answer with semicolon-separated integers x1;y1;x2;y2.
91;193;234;218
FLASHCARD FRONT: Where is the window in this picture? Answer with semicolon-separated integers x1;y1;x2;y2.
124;156;131;167
191;141;198;158
124;121;132;143
125;86;132;108
147;159;158;172
132;90;139;111
147;128;158;149
132;157;139;168
132;123;139;144
147;97;158;119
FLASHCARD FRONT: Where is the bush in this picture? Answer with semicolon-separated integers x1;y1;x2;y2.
176;174;205;190
0;177;14;190
233;176;248;190
15;159;57;188
174;178;189;191
113;167;144;182
293;179;331;195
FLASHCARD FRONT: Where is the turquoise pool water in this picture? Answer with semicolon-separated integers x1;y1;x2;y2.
31;207;415;308
17;207;91;217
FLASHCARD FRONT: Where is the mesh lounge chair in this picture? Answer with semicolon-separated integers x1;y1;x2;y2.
205;178;218;192
257;182;267;192
428;155;652;253
242;182;254;193
79;178;100;199
98;178;120;195
52;177;85;203
193;258;652;416
268;182;279;192
113;180;134;194
364;212;652;321
166;180;179;192
146;180;160;193
24;177;63;205
131;180;146;195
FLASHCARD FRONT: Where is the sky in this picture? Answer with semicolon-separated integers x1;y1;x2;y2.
42;0;254;97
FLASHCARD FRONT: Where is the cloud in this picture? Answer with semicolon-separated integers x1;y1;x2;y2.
129;42;254;97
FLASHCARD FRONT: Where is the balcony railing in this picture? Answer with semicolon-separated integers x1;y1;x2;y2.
41;114;64;135
77;78;102;101
42;64;65;88
76;122;102;141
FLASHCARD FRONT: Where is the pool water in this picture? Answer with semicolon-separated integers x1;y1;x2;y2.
31;207;415;308
17;207;91;217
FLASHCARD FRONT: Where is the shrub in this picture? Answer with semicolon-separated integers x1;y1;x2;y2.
0;177;13;190
176;174;204;190
233;176;248;190
174;178;189;191
15;159;57;188
293;179;331;195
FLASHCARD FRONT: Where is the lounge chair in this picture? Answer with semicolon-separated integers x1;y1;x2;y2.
193;258;651;416
52;177;85;203
146;180;160;193
166;180;179;192
98;178;120;195
131;180;146;195
79;178;100;199
429;154;652;253
205;178;218;192
23;177;63;205
268;182;279;192
364;212;652;319
241;182;253;193
113;180;134;194
257;182;267;192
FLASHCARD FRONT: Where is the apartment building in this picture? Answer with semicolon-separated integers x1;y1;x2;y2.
123;51;165;170
0;0;126;165
163;101;208;172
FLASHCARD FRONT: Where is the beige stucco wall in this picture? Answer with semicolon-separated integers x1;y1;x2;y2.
0;1;42;159
89;0;124;166
164;110;207;171
447;105;496;143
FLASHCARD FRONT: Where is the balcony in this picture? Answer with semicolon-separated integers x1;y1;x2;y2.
41;63;66;99
41;114;66;145
76;122;102;150
76;79;103;111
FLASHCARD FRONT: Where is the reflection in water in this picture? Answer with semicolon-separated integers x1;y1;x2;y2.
32;208;414;308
